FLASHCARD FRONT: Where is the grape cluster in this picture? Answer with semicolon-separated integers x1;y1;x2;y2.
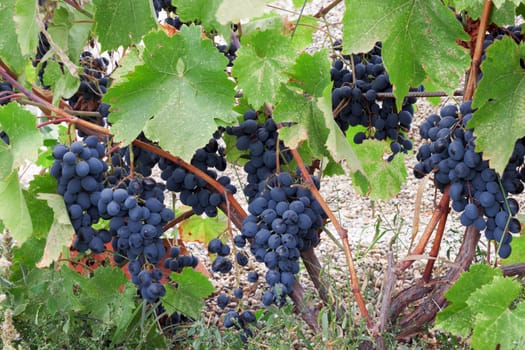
152;0;177;16
414;101;522;258
105;177;170;265
225;110;292;200
128;260;166;303
208;238;233;274
235;172;324;306
114;134;160;177
163;246;199;273
331;43;419;157
159;134;236;217
34;30;51;89
50;136;110;253
217;39;239;67
0;81;13;105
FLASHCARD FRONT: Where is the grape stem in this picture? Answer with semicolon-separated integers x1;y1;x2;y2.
422;201;449;282
290;147;373;329
398;186;450;271
313;0;342;18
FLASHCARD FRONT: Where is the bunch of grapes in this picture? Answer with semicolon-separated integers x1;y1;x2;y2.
208;237;234;274
163;245;199;273
331;42;420;157
225;110;293;200
158;134;236;217
414;101;522;258
235;172;324;306
50;135;111;253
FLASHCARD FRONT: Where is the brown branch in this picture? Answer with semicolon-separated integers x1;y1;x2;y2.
422;204;449;282
314;0;343;18
398;187;450;271
395;226;480;339
464;0;492;100
300;247;330;304
375;244;397;350
162;209;195;231
291;148;372;329
501;263;525;277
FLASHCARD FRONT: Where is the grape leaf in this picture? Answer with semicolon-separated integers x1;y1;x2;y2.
469;38;525;175
0;171;33;245
293;0;313;7
317;86;364;174
274;85;329;158
450;0;516;25
105;26;235;161
286;50;331;98
81;267;130;323
14;0;39;56
176;0;228;35
0;0;25;74
163;268;215;319
23;175;56;239
93;0;156;51
43;61;80;104
468;276;525;350
232;29;295;109
435;264;500;337
47;3;94;63
36;193;75;268
343;0;470;110
0;102;43;175
216;0;269;24
241;14;315;50
349;140;407;200
178;213;228;244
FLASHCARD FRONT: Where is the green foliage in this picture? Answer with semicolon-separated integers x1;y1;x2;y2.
350;140;407;200
14;0;39;56
93;0;156;51
34;193;74;268
176;0;229;35
216;0;270;24
469;37;525;175
232;28;295;109
178;212;228;244
105;25;236;162
0;0;25;74
451;0;518;25
343;0;470;109
436;264;525;349
163;268;215;319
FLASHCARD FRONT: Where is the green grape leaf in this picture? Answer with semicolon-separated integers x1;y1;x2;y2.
10;237;45;281
176;0;228;35
317;86;364;174
23;175;56;239
0;102;43;176
163;267;215;319
47;3;94;63
349;139;407;200
178;213;228;244
216;0;269;24
435;264;500;337
93;0;156;51
274;85;329;158
0;0;25;74
232;29;295;109
105;26;235;161
0;171;33;245
14;0;39;56
42;61;80;104
468;276;525;350
469;38;525;175
287;49;331;98
343;0;470;110
81;267;130;323
35;193;74;268
110;46;143;86
450;0;516;25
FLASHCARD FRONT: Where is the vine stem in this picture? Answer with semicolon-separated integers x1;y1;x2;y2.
464;0;492;100
290;148;372;329
313;0;343;18
422;202;449;282
398;187;450;271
